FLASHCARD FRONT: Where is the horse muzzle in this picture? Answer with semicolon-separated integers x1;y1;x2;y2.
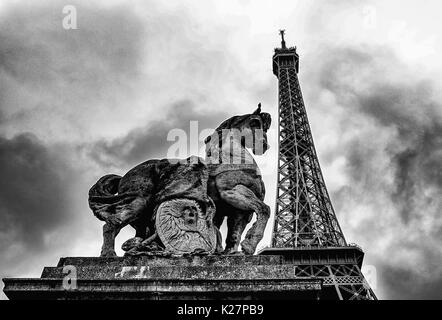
253;140;269;155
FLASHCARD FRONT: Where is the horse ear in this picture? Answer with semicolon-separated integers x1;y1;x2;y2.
253;103;261;115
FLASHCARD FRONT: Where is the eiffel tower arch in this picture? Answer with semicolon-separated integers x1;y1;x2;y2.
259;31;377;300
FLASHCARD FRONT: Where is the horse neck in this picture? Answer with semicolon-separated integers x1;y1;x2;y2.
205;135;256;166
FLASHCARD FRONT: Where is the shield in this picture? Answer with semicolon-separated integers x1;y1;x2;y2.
155;198;217;255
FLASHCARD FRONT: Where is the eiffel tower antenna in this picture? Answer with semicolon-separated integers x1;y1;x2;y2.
279;29;287;49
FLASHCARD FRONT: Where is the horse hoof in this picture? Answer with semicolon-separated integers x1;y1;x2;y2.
240;240;255;255
101;250;117;257
225;251;244;256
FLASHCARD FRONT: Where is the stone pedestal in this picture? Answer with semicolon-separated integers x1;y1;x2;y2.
3;254;322;300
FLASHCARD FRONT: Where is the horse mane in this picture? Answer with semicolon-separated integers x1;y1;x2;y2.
204;112;271;144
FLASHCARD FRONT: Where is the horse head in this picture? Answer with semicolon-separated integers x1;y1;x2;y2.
205;103;272;156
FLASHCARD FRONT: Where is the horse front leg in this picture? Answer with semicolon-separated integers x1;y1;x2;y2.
101;223;121;257
224;210;252;254
101;196;148;257
219;185;270;255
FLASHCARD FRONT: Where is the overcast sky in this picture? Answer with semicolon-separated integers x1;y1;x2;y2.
1;0;441;300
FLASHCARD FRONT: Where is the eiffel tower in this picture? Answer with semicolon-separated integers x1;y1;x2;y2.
259;31;377;300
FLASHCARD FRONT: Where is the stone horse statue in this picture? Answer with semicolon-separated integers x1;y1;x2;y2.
88;104;271;257
205;104;271;254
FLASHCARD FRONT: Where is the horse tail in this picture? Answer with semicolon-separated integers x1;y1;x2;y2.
88;174;125;221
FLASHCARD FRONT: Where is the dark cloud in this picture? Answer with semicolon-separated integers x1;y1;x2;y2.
321;47;442;223
0;0;145;90
313;46;442;299
88;100;229;168
0;132;98;301
381;264;442;300
0;133;78;252
0;0;147;136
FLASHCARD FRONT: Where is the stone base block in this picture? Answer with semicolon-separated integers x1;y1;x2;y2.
3;255;322;300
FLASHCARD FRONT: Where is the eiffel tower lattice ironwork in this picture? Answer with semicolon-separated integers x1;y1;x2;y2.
259;30;377;300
